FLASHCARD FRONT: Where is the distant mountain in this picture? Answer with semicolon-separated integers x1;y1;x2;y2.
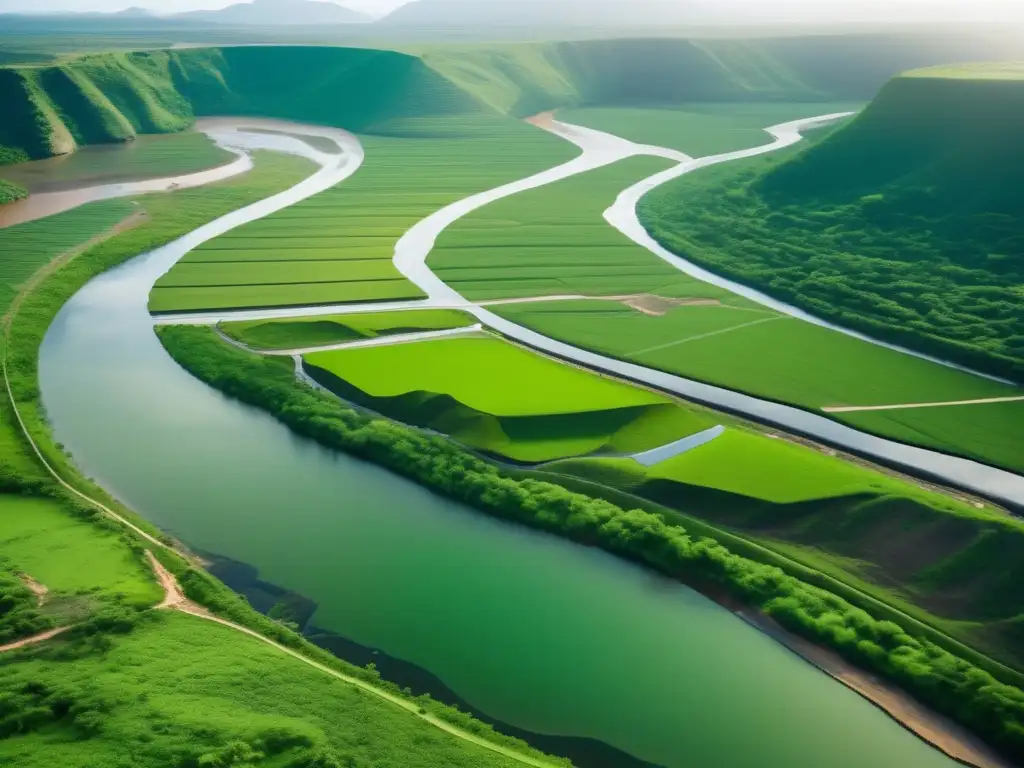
177;0;368;26
379;0;711;27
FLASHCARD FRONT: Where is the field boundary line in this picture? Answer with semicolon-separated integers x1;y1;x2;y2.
627;316;787;357
824;396;1024;414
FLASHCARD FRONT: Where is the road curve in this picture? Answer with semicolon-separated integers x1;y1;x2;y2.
148;114;1024;508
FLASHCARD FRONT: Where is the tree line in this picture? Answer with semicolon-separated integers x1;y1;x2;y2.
160;324;1024;761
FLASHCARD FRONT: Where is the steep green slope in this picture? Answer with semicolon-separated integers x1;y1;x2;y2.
304;335;715;463
643;66;1024;381
2;35;963;165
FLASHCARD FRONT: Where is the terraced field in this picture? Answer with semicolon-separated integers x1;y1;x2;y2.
0;132;235;192
429;155;717;301
151;122;577;313
496;299;1024;473
558;102;860;156
0;199;136;314
221;308;475;350
304;335;716;462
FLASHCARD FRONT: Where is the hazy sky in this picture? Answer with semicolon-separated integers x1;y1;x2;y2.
1;0;1022;22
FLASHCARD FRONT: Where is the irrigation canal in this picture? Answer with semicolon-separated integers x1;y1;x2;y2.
30;118;991;768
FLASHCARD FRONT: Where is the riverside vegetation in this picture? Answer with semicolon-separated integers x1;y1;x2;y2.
160;323;1024;762
0;152;558;767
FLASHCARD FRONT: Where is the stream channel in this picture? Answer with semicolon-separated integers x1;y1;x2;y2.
36;120;970;768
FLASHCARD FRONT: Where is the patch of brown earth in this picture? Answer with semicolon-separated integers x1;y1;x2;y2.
622;294;721;316
525;111;556;129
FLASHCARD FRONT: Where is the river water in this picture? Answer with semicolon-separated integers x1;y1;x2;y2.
35;121;966;768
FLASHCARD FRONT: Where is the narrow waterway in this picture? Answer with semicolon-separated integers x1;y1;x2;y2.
36;122;968;768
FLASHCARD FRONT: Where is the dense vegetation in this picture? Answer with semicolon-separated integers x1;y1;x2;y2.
642;70;1024;382
304;334;715;462
0;570;51;644
496;298;1023;474
0;179;27;205
159;323;1024;762
220;308;475;350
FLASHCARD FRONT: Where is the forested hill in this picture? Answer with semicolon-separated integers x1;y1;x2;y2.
643;65;1024;382
0;37;1014;165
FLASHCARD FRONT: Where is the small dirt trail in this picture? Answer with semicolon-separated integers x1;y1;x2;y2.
0;626;72;654
824;395;1024;414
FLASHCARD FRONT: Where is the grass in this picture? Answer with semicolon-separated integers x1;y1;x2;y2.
429;155;708;301
646;428;908;503
0;132;235;192
0;494;160;608
304;334;716;462
557;102;861;156
0;199;136;315
220;308;476;350
0;608;543;768
151;122;576;313
493;299;1024;473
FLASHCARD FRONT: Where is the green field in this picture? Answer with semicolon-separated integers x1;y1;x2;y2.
304;335;715;462
0;199;136;315
559;103;860;156
494;297;1024;474
429;156;712;300
0;177;27;205
0;132;235;192
0;495;160;609
641;71;1024;382
151;122;577;313
221;308;475;350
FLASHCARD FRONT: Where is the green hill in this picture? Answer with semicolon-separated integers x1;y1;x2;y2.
643;65;1024;381
2;36;1002;165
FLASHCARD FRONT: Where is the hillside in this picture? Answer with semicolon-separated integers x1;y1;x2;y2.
3;36;1017;166
642;65;1024;381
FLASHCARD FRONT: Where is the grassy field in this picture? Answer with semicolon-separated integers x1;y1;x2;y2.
0;200;136;315
304;335;716;462
0;495;160;608
151;122;577;313
429;155;710;301
495;298;1024;474
221;308;475;350
0;611;545;768
558;103;861;156
641;72;1024;383
0;178;27;205
0;132;235;192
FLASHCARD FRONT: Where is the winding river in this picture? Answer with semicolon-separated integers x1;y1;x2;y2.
30;117;996;767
